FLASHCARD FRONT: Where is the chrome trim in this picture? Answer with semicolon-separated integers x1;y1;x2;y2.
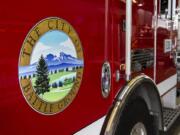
130;122;147;135
177;0;180;88
105;101;121;135
154;0;157;82
115;70;120;82
125;0;132;81
118;75;156;101
101;61;111;98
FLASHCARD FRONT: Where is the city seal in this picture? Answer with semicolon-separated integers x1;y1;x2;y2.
18;17;84;115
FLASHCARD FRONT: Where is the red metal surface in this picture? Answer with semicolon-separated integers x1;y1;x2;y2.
117;0;176;83
156;27;176;83
0;0;115;134
0;0;177;134
155;0;177;83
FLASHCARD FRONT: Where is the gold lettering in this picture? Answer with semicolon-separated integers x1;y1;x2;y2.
58;102;64;110
34;27;41;37
32;97;38;105
70;89;76;96
26;35;36;47
27;92;33;102
39;102;46;112
76;71;82;79
22;82;31;92
44;103;47;112
38;101;43;110
56;20;58;29
67;26;72;34
63;98;69;107
49;104;52;112
22;48;30;57
74;39;79;45
51;103;59;113
59;21;65;30
76;47;82;53
48;20;56;29
45;104;51;113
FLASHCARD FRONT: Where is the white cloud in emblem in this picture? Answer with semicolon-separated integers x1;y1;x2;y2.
58;38;77;57
30;38;77;64
30;42;51;64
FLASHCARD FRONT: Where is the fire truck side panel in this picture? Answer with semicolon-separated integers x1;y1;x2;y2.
131;1;154;79
0;0;179;134
110;0;126;96
156;27;176;83
101;0;179;134
114;1;155;79
156;0;177;84
0;0;114;134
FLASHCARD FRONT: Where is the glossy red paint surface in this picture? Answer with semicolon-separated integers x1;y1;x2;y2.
118;0;176;84
0;0;116;134
0;0;177;134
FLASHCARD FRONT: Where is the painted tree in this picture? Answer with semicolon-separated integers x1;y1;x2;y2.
34;55;50;95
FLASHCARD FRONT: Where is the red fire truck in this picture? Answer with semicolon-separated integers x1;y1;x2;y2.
1;0;180;134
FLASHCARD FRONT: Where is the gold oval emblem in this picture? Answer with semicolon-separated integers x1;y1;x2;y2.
18;17;84;115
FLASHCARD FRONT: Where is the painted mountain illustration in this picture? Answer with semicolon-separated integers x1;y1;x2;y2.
46;52;83;66
19;52;83;77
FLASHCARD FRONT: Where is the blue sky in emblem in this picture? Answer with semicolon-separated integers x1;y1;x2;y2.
39;30;68;47
30;30;77;64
